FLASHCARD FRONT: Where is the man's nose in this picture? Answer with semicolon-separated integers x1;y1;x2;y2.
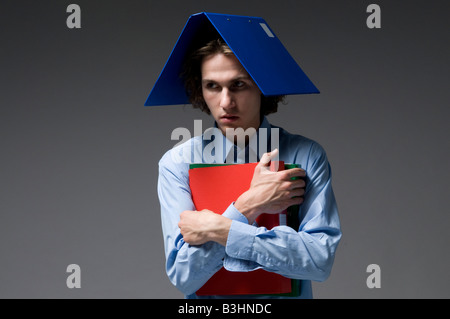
219;89;235;109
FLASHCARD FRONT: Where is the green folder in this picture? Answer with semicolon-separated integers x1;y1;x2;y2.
269;163;301;297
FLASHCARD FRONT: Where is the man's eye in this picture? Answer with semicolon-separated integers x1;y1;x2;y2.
205;82;218;89
232;81;246;89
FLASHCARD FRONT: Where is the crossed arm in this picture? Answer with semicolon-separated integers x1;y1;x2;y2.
158;146;341;296
178;149;306;246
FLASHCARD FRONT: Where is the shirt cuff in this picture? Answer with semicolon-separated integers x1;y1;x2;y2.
223;220;260;271
222;202;259;261
222;202;249;224
226;219;257;260
219;203;258;271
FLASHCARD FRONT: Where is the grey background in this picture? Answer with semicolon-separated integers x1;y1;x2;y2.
1;0;449;298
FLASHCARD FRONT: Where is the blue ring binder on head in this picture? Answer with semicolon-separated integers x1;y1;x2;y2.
145;12;319;106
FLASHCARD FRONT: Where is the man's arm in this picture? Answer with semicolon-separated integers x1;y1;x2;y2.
159;147;253;296
158;152;225;295
225;144;341;281
178;149;306;244
179;146;341;282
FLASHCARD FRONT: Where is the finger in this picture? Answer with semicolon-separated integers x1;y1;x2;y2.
290;179;306;189
289;188;305;198
284;168;306;179
288;196;304;206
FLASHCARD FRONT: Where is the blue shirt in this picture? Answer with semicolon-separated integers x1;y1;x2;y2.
157;117;342;298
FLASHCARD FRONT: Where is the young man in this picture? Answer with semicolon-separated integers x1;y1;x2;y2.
157;38;342;298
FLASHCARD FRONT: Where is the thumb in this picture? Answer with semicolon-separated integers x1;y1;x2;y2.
259;148;279;167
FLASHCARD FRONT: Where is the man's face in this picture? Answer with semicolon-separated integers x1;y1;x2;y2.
201;53;262;136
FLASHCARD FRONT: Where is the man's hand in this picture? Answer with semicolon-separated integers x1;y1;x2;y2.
178;209;232;246
235;149;306;224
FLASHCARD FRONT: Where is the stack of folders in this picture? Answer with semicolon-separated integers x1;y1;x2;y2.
188;161;302;297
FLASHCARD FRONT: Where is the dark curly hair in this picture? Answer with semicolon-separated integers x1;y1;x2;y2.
182;38;284;115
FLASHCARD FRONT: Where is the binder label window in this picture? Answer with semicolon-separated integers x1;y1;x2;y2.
259;23;275;38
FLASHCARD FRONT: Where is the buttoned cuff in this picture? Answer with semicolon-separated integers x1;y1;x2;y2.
221;202;250;224
226;219;256;259
219;203;263;272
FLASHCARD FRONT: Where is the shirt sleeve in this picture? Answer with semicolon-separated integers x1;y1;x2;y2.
158;149;248;295
223;143;342;282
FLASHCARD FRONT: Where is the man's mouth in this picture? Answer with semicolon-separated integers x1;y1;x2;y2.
220;115;239;122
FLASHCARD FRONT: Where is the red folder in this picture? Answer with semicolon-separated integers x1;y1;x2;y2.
189;162;292;296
